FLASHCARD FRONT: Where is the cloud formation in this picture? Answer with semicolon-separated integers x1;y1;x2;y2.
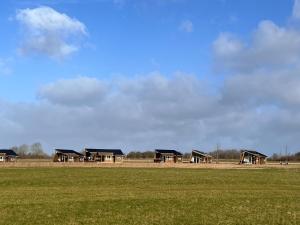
1;68;300;154
38;77;107;106
0;73;222;152
213;20;300;72
16;6;87;59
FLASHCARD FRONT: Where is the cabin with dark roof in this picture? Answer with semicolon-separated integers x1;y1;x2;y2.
154;149;183;163
240;150;267;164
190;150;212;163
85;149;124;163
53;149;84;162
0;149;18;162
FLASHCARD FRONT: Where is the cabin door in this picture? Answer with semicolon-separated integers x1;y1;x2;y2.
62;155;68;162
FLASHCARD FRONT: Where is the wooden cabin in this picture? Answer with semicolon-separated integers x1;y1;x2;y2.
190;150;212;163
0;149;18;162
85;149;124;163
154;149;183;163
240;150;267;164
53;149;84;162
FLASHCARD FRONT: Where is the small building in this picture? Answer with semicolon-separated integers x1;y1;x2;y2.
0;149;18;162
154;149;183;163
190;150;212;163
53;149;84;162
240;150;267;164
85;149;124;163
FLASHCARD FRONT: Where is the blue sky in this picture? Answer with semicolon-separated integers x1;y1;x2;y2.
0;0;300;154
0;0;292;101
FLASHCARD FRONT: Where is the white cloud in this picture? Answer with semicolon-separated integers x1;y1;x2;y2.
221;69;300;108
293;0;300;19
38;76;107;106
16;6;87;59
179;19;194;33
213;32;243;67
213;20;300;72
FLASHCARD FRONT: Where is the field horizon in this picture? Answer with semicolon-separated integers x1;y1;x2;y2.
1;159;300;169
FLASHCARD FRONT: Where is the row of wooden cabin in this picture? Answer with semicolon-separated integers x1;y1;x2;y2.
53;148;267;164
154;149;213;163
0;148;268;164
53;149;124;163
53;149;214;163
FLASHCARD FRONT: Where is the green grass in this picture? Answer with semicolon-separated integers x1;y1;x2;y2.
0;168;299;225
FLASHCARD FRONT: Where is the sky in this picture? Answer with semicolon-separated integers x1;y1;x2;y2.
0;0;299;155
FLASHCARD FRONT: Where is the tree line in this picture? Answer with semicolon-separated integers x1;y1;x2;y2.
126;151;155;159
268;152;300;161
208;149;241;159
11;143;50;159
126;149;300;161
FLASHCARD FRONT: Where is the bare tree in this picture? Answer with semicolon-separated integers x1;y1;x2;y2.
16;144;30;157
30;143;47;158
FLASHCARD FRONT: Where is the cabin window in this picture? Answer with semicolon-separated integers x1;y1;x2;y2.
0;156;3;161
166;156;173;160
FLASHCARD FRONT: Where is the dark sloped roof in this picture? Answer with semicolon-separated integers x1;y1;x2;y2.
155;149;182;156
85;149;124;155
0;149;18;156
192;150;212;157
55;149;83;156
241;150;267;158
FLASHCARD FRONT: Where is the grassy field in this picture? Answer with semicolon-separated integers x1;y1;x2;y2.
0;167;299;225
